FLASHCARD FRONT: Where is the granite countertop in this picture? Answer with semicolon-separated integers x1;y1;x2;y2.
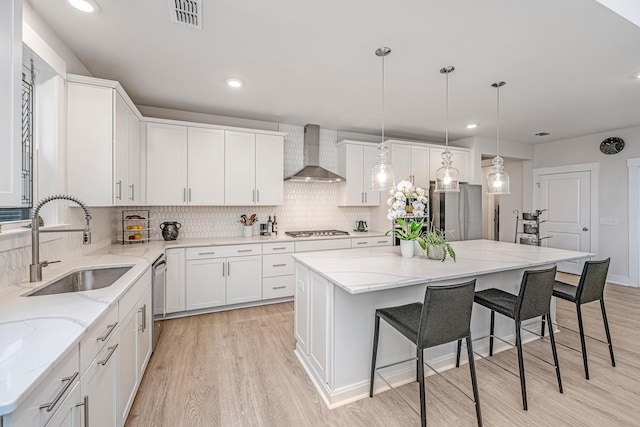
0;230;385;415
291;239;594;294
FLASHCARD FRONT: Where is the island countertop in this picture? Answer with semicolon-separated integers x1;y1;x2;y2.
291;239;593;294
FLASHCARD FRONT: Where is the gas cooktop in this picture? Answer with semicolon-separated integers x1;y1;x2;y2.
285;230;350;238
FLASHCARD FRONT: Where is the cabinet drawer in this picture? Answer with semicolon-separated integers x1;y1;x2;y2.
11;345;79;427
185;244;262;260
263;253;294;277
262;242;294;254
119;268;151;321
263;275;295;299
294;238;351;253
80;303;118;374
351;236;392;248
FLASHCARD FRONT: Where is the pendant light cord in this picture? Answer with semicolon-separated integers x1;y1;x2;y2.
445;70;449;150
381;53;385;147
496;83;500;158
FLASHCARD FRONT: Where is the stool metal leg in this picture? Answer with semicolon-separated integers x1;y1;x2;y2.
546;313;563;393
455;339;463;368
600;299;616;368
515;321;528;411
417;348;427;427
370;315;380;397
540;314;546;338
489;310;495;357
466;336;483;427
576;303;590;379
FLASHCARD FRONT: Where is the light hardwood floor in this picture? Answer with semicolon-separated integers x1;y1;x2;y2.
126;276;640;426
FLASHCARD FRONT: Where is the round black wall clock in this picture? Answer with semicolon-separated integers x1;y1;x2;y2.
599;137;625;155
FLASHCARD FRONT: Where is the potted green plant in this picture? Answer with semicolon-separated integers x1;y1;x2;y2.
387;218;424;258
417;221;456;262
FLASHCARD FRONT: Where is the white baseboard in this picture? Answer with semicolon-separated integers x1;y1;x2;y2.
607;274;637;287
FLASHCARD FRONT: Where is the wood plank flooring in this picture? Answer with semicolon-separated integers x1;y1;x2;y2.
126;277;640;426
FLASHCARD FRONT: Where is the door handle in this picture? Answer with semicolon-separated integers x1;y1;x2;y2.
582;227;589;231
129;184;135;200
189;188;192;202
116;180;122;200
227;261;230;276
257;189;260;203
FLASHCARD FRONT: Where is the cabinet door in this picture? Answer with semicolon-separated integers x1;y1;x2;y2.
309;272;329;383
81;335;118;427
255;134;284;205
429;147;469;183
224;131;256;205
127;108;141;204
226;256;262;304
137;287;153;379
146;123;188;205
114;93;129;206
390;144;411;184
362;145;380;206
165;248;186;314
187;127;225;205
337;144;364;206
43;382;82;427
117;308;137;427
186;258;226;310
67;83;114;206
294;264;309;354
410;145;430;189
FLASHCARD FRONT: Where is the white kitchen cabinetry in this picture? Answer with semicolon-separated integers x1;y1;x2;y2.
429;146;470;183
294;263;310;355
224;131;284;206
67;75;142;206
165;248;186;314
43;382;82;427
186;251;226;310
118;270;152;427
390;143;430;188
81;332;118;427
262;242;295;299
351;235;392;248
336;141;380;206
226;256;263;304
146;123;224;205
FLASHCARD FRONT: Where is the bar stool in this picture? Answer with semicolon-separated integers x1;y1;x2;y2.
456;266;561;411
370;280;482;427
541;258;614;379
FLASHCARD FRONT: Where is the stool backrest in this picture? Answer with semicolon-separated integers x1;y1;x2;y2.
516;266;557;321
418;279;476;349
576;258;610;304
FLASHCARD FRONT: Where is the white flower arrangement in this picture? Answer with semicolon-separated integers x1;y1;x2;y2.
386;180;428;221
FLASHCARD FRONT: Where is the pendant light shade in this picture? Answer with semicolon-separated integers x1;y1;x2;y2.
434;66;460;193
370;47;395;192
486;81;510;195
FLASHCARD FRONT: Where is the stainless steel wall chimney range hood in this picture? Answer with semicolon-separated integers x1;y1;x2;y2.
284;124;345;183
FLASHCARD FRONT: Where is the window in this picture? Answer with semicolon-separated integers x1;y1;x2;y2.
0;67;33;222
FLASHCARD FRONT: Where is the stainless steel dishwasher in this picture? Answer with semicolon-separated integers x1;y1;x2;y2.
152;254;166;351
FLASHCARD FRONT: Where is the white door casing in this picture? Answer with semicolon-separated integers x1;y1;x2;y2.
534;163;598;274
628;158;640;287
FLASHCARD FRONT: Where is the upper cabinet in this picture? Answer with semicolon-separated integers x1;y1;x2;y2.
225;131;284;206
0;0;21;207
336;141;380;206
146;123;225;205
390;143;430;189
428;146;470;183
67;75;142;206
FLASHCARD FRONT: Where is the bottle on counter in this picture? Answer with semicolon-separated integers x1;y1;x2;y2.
272;215;278;236
267;215;273;235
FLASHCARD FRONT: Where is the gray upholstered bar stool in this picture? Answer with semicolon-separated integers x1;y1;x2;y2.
370;280;482;427
456;266;561;411
541;258;614;379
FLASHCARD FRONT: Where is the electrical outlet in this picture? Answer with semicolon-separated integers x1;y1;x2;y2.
599;217;618;225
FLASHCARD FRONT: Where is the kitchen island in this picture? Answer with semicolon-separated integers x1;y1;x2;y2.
291;239;592;408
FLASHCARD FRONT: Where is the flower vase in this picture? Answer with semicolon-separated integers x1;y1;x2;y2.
400;239;415;258
243;226;252;237
426;245;444;260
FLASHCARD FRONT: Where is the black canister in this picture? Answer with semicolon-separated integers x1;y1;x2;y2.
160;221;181;241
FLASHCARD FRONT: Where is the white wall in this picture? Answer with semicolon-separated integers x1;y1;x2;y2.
534;125;640;285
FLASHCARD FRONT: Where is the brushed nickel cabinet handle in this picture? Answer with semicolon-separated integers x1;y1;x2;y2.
237;249;252;253
98;344;118;366
252;189;255;203
96;322;118;342
198;251;216;255
377;240;389;244
77;395;89;427
189;188;192;202
271;247;287;250
116;181;122;200
39;372;79;412
227;261;230;276
272;286;286;290
272;263;286;267
357;242;368;245
138;305;147;332
257;189;260;203
183;188;186;202
222;262;225;277
129;184;134;200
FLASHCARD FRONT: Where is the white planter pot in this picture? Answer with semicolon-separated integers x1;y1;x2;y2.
243;226;252;237
400;239;415;258
426;245;444;260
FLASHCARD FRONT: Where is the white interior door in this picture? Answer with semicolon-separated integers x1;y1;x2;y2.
537;170;592;274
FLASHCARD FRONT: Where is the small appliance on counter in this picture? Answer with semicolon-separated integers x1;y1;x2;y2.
355;220;368;232
160;221;181;241
260;223;270;236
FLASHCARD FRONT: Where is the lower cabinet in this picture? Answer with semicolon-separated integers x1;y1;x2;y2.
166;248;186;313
226;256;262;304
81;333;118;427
43;382;82;427
186;257;226;310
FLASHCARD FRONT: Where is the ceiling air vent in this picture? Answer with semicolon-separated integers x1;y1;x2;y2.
171;0;202;29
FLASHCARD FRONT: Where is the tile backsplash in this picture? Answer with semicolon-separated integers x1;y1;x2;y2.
0;123;372;288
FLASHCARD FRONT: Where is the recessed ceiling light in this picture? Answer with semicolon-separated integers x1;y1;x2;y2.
68;0;99;13
634;72;640;79
534;131;551;137
465;123;478;129
226;78;243;88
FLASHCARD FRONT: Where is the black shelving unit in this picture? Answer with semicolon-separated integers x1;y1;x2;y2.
121;209;151;244
514;209;551;246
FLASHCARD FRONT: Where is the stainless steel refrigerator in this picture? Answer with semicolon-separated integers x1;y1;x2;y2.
429;183;482;241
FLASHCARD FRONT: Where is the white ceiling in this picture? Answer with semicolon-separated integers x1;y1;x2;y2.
28;0;640;144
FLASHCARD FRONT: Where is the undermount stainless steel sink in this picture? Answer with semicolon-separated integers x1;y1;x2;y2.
28;266;133;296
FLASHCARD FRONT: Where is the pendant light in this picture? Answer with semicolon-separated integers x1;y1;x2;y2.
370;47;395;192
486;81;511;194
434;66;460;193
